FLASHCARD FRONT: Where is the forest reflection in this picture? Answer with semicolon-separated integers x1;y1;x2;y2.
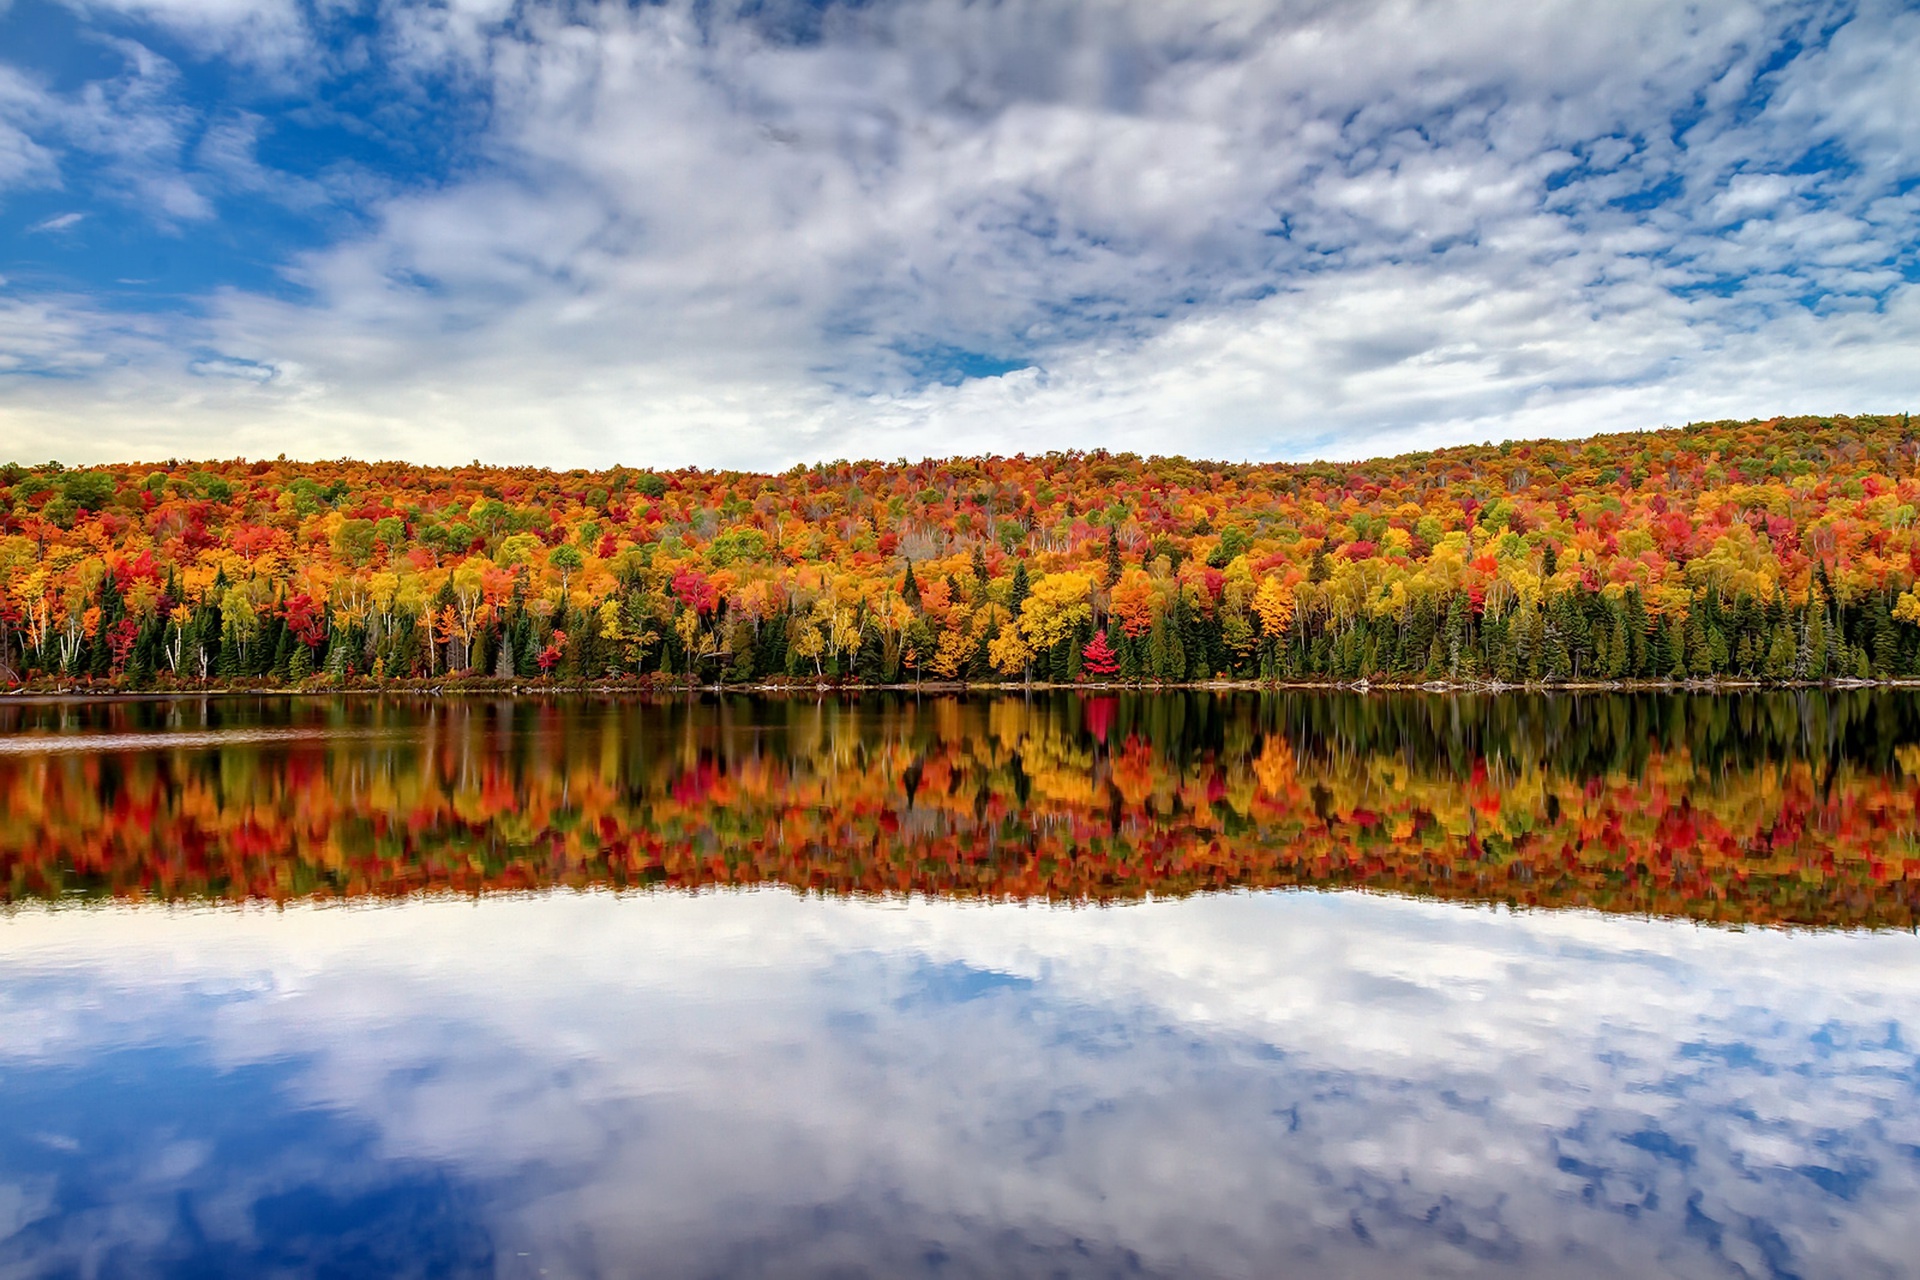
4;690;1919;928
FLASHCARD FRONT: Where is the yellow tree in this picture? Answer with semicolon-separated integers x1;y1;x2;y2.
1017;571;1092;652
1251;575;1295;640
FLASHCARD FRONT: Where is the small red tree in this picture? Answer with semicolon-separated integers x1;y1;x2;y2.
1081;629;1120;678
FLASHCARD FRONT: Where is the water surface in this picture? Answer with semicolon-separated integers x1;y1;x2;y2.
2;691;1918;1278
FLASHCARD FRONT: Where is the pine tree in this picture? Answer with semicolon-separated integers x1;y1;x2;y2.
1764;628;1794;679
1049;634;1072;683
1605;607;1629;679
1686;607;1711;676
1148;616;1174;680
1706;624;1730;673
1626;589;1651;675
1804;596;1828;678
1546;595;1573;679
1873;593;1896;675
1444;594;1470;677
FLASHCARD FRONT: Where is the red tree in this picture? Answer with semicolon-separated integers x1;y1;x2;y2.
1081;630;1120;678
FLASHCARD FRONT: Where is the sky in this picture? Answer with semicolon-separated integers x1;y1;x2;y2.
0;0;1915;471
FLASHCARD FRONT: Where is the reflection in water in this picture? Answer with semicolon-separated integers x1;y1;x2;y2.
3;692;1920;1278
4;690;1920;925
3;892;1919;1279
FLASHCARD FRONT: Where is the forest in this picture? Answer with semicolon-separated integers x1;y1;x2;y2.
4;413;1920;689
5;692;1916;927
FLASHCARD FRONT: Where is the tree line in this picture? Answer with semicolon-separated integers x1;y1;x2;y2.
4;412;1920;688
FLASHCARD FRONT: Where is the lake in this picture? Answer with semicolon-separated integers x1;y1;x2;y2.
2;691;1918;1278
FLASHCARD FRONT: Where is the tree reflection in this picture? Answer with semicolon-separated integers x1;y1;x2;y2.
4;691;1919;928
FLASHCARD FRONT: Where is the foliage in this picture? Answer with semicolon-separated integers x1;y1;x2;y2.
6;414;1920;687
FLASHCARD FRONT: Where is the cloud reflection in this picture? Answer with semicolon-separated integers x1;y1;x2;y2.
2;890;1918;1278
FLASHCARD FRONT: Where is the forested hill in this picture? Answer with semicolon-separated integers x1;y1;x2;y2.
3;413;1919;688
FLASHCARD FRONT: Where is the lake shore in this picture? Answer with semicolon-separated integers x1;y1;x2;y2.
5;674;1919;699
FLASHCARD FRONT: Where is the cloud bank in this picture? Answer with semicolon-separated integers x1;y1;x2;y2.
0;0;1915;468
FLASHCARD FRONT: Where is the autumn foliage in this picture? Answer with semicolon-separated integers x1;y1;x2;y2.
4;690;1918;929
5;413;1920;688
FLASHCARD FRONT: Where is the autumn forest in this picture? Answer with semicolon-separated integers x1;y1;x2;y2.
5;414;1920;690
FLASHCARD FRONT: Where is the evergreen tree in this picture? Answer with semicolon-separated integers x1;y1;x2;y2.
1873;593;1896;675
494;623;517;677
1050;633;1074;682
1177;597;1208;680
1687;604;1714;676
269;621;293;681
1804;595;1829;678
1625;589;1651;676
1545;595;1573;679
1764;627;1795;678
1444;594;1470;677
1706;623;1730;674
904;616;935;683
1605;606;1629;679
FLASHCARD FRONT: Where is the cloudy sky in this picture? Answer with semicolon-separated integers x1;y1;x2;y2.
0;0;1915;470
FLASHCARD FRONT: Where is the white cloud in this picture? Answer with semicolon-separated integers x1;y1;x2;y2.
63;0;314;70
0;0;1915;465
25;210;83;233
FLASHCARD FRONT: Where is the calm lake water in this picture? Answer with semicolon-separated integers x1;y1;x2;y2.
2;691;1919;1278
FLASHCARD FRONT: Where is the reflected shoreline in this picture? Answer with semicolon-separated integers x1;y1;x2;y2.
5;689;1920;929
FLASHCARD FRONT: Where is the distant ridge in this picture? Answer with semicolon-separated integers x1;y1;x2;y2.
3;414;1918;688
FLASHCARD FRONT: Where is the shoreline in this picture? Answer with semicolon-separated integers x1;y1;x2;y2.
5;675;1919;701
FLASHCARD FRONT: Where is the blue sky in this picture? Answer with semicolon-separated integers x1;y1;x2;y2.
0;0;1915;469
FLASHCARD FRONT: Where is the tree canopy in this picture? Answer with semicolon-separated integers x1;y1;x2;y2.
4;413;1920;688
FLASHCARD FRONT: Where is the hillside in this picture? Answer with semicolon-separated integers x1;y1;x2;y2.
3;413;1918;688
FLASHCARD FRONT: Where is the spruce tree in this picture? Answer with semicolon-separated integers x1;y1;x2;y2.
1873;593;1896;675
1444;594;1470;677
1009;561;1031;615
1605;608;1629;679
1625;589;1651;675
1546;596;1573;679
1764;628;1794;679
1804;597;1828;678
